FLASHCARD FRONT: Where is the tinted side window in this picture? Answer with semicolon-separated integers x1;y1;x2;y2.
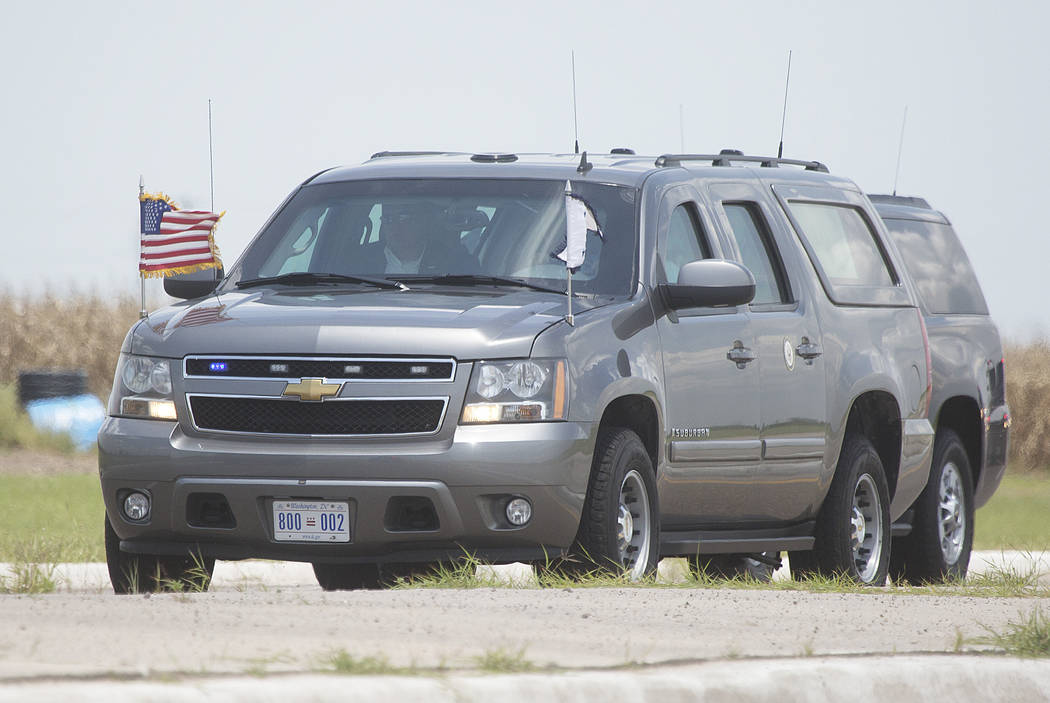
662;204;710;283
788;202;895;287
882;218;989;315
722;203;789;305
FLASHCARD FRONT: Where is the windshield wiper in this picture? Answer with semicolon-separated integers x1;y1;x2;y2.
394;274;566;295
236;272;407;291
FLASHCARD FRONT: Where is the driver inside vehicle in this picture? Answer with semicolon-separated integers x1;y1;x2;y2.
358;202;473;275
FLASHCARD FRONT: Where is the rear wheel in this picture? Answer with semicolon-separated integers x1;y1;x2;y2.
569;427;659;580
105;516;214;594
790;435;890;585
890;430;974;584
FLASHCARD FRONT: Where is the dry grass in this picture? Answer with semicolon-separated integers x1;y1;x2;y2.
0;292;140;400
0;292;1047;470
1004;340;1050;471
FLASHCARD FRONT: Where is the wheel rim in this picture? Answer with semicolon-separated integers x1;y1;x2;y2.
850;473;883;582
937;462;966;565
616;469;651;580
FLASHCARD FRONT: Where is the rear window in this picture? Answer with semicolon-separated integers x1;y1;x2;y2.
787;202;895;288
881;218;988;315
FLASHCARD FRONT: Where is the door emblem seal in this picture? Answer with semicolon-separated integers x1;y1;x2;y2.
783;338;796;371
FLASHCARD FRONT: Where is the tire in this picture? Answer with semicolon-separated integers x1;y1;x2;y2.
691;553;778;582
789;435;890;585
889;430;974;584
570;427;659;580
105;515;214;594
312;562;383;590
18;370;88;406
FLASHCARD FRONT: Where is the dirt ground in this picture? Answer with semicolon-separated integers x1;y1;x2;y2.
0;449;96;476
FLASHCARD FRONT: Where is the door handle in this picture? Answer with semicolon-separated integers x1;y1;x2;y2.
796;337;823;364
727;341;756;369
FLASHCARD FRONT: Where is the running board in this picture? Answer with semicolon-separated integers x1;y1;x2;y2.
660;524;815;556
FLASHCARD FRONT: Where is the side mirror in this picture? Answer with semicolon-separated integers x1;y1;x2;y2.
659;259;755;310
164;266;224;300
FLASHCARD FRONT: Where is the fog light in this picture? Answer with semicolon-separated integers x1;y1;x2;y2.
123;492;151;521
505;497;532;526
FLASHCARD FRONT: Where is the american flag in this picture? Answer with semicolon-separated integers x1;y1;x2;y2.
139;193;223;278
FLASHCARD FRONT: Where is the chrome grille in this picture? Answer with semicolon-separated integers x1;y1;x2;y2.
188;395;447;436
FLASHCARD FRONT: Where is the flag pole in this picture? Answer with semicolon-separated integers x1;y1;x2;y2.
139;175;147;319
566;268;574;326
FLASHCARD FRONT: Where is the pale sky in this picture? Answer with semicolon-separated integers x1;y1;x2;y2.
3;0;1047;339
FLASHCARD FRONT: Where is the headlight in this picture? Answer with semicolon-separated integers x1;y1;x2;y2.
461;359;567;424
110;354;177;421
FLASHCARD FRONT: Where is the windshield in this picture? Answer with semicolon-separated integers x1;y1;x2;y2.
231;178;638;296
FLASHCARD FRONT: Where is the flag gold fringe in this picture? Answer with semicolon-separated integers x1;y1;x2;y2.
139;191;179;208
140;261;222;279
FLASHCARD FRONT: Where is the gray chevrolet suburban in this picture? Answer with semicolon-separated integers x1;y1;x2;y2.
99;150;936;592
872;194;1010;583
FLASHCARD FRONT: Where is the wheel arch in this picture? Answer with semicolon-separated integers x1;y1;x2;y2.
935;395;982;489
595;393;661;474
843;391;902;500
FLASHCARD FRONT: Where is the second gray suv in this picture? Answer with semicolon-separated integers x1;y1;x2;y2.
873;194;1009;583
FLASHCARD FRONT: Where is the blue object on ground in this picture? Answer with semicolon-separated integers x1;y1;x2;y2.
24;394;106;451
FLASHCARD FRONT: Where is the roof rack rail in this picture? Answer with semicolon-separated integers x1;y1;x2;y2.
369;151;458;160
655;152;829;173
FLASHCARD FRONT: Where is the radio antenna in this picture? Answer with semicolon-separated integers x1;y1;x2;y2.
208;99;215;211
777;50;792;159
892;105;908;196
571;51;580;154
679;103;685;152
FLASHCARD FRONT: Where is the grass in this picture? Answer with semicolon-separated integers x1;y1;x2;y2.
321;647;536;676
473;648;536;673
0;543;59;594
0;474;104;563
975;473;1050;550
325;650;409;675
972;608;1050;657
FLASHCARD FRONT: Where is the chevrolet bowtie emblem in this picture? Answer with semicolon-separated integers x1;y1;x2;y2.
282;378;342;402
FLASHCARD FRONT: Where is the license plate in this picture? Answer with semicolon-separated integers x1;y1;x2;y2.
272;500;350;542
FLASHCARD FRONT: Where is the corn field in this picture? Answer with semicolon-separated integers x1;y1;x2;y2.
0;293;1047;469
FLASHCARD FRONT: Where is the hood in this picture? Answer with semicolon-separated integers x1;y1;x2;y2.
130;287;591;360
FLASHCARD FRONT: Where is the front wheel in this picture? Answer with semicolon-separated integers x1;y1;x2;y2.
790;435;890;585
105;516;214;594
571;427;659;580
890;430;974;584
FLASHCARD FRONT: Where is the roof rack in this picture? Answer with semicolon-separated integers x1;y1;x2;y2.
655;151;829;173
369;151;460;160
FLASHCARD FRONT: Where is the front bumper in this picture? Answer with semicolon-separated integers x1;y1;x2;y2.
99;417;594;563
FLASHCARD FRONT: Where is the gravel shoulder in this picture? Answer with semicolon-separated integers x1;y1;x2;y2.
1;579;1048;680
